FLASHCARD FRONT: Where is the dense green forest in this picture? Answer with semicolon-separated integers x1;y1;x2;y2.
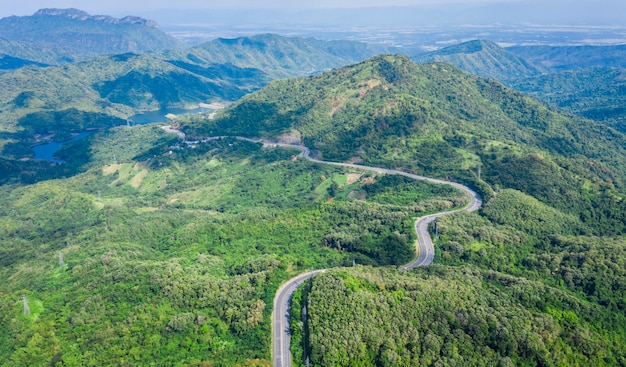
3;50;626;366
511;67;626;133
174;54;626;366
294;190;626;367
297;264;626;367
0;124;467;366
292;194;626;367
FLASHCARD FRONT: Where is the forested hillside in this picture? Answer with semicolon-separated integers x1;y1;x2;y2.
0;34;393;177
164;34;394;79
297;264;626;366
182;55;626;233
0;37;61;66
511;67;626;133
176;56;626;366
0;123;468;366
411;41;626;134
508;44;626;71
414;40;542;81
3;42;626;367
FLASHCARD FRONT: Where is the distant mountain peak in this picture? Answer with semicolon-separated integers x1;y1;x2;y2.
35;8;90;19
33;8;159;28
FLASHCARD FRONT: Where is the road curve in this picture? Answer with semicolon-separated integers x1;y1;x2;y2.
257;139;482;367
164;133;482;367
257;139;482;269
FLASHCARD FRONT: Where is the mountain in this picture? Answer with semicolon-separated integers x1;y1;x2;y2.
413;39;542;81
182;54;626;233
411;41;626;133
0;34;395;168
2;52;626;367
165;33;395;79
0;52;268;158
508;44;626;71
0;9;183;63
510;67;626;133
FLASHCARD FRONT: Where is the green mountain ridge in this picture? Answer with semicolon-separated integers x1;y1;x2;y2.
0;37;63;65
411;40;626;134
163;33;395;79
182;54;626;233
414;40;543;81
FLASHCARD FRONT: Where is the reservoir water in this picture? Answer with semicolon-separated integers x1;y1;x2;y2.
32;131;94;163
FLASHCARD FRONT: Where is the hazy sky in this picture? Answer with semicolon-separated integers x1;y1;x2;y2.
1;0;624;25
3;0;518;17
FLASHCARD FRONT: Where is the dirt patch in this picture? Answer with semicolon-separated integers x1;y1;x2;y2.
347;156;365;164
276;130;302;144
367;80;381;89
129;170;148;189
329;96;347;116
346;173;362;185
103;164;122;175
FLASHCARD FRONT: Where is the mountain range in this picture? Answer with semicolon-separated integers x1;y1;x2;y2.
1;11;626;365
0;33;393;168
508;44;626;71
0;9;183;64
164;34;394;79
412;40;626;134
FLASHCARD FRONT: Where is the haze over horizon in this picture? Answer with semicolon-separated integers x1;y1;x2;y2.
2;0;626;27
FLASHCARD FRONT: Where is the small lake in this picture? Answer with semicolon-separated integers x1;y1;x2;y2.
32;107;208;162
32;131;94;163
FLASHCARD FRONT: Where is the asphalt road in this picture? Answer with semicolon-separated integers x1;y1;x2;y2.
272;270;324;367
161;132;482;367
266;140;483;367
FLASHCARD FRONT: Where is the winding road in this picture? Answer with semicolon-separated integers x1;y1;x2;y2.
162;132;482;367
264;139;482;367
